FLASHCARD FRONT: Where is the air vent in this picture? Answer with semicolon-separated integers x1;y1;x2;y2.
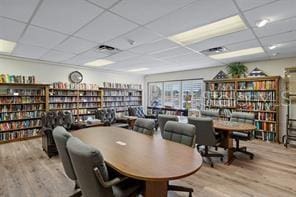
200;47;227;55
96;45;121;56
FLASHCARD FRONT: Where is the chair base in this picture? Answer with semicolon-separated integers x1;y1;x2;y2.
234;146;254;160
198;146;224;168
69;190;82;197
168;184;193;197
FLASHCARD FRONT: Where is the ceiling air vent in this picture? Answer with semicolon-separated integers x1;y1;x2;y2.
96;45;121;56
200;47;227;55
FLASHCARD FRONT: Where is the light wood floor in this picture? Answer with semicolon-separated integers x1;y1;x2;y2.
0;137;296;197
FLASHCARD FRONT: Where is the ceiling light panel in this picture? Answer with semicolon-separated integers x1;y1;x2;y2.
128;68;149;72
169;15;247;45
84;59;114;67
255;19;269;28
0;39;16;53
209;47;264;59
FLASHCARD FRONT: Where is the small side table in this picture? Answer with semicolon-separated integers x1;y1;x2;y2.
124;116;138;129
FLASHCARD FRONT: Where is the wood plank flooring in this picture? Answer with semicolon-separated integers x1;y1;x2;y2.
0;137;296;197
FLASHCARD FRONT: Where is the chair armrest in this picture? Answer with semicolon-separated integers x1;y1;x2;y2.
94;167;128;188
41;127;53;135
145;115;156;119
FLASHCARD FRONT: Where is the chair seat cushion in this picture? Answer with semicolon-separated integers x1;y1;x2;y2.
232;131;249;140
112;178;141;197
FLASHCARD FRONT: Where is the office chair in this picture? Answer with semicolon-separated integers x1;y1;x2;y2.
188;117;224;167
158;114;178;137
200;110;219;120
230;112;255;159
162;121;196;197
133;118;155;135
66;137;142;197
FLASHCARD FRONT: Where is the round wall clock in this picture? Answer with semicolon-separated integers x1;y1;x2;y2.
69;71;83;84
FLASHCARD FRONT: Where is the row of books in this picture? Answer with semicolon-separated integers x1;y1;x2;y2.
0;97;45;104
49;97;101;103
49;103;100;109
255;121;276;132
0;88;45;96
0;111;42;122
0;104;44;112
255;131;277;142
257;112;276;121
237;92;276;101
103;90;142;96
103;102;141;108
204;91;235;99
238;81;276;90
237;102;276;111
0;119;41;131
103;97;141;102
79;92;101;96
0;129;40;142
52;82;99;90
205;100;236;107
207;82;235;91
103;82;142;90
0;74;36;84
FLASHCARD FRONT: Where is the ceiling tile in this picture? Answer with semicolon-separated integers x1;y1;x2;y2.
64;49;108;65
0;0;39;22
55;36;97;54
150;47;193;59
111;0;195;25
244;0;296;27
146;0;238;36
188;30;255;51
31;0;103;34
254;17;296;38
129;39;179;54
0;17;26;41
235;0;275;11
12;43;49;59
265;40;296;55
260;31;296;46
105;27;162;50
87;0;119;9
40;50;76;62
19;25;68;48
75;11;138;43
225;39;261;51
218;53;269;64
106;51;139;62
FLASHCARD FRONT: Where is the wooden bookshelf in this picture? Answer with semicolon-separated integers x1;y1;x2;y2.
204;76;280;143
0;83;49;144
49;87;103;121
101;82;142;112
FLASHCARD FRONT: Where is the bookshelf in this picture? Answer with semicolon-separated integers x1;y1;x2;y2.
0;83;49;144
101;82;142;112
204;76;280;142
49;83;103;121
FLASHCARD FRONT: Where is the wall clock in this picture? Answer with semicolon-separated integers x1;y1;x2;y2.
69;71;83;84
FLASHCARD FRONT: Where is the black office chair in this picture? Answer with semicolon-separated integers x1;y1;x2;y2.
188;117;224;167
230;112;255;159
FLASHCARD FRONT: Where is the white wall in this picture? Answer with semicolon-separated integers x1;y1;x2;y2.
144;57;296;141
0;55;144;85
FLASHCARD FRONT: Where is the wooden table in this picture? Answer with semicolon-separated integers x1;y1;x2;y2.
72;127;202;197
213;120;256;164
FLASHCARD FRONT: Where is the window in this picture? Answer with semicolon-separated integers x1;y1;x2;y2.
164;81;181;108
148;79;203;110
148;82;163;107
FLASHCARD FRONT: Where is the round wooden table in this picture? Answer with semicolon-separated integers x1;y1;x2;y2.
213;120;256;164
72;127;203;197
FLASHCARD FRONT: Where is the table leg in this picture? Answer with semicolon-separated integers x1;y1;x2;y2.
144;180;168;197
225;131;235;165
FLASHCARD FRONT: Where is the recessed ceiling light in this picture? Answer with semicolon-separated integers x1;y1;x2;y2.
209;47;264;60
0;39;16;53
128;68;149;72
268;45;277;50
256;19;269;28
168;15;247;45
272;52;279;56
84;59;114;67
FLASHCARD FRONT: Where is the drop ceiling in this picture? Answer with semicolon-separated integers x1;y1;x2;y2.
0;0;295;75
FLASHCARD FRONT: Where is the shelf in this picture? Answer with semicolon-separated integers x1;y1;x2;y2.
237;109;277;113
257;129;277;133
0;95;46;97
205;106;236;109
101;87;142;91
0;134;41;144
237;100;277;102
0;117;41;123
237;89;276;92
255;120;277;123
0;126;42;133
205;90;235;92
205;98;236;100
0;83;50;87
0;102;45;105
0;110;44;113
50;88;100;92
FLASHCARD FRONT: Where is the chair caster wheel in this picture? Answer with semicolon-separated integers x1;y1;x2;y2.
250;155;254;160
210;163;214;168
220;157;223;162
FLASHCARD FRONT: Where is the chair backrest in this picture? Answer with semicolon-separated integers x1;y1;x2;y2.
188;117;217;146
63;111;74;130
45;111;57;129
56;111;65;126
163;121;196;147
158;114;178;134
67;137;113;197
230;112;255;124
200;110;219;120
52;126;76;181
128;106;145;118
133;118;155;135
95;109;115;124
